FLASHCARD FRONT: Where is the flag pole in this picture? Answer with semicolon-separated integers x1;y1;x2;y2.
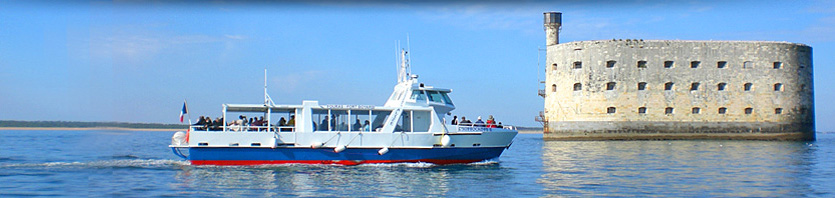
185;99;192;126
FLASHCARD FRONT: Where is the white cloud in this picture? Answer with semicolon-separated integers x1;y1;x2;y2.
87;26;248;63
225;34;246;40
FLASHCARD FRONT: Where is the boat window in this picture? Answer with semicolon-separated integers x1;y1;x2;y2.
412;110;431;132
371;110;391;132
397;110;411;132
410;90;426;101
351;110;371;132
331;110;349;131
312;109;331;131
441;92;454;105
426;91;445;103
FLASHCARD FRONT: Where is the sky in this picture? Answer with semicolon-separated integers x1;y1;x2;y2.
1;1;835;130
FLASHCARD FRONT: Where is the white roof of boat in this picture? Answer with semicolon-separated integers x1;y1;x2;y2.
223;103;432;112
223;104;301;112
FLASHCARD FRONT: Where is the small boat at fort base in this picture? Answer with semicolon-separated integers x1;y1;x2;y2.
169;50;518;166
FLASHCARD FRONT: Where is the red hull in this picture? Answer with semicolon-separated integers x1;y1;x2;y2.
190;159;482;166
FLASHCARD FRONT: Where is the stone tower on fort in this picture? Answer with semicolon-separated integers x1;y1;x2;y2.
541;12;815;140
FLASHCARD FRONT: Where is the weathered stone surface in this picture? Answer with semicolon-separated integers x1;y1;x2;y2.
543;39;815;140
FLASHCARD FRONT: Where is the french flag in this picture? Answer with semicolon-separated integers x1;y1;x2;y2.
179;101;188;123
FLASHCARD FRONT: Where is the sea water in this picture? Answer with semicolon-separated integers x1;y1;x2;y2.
0;130;833;197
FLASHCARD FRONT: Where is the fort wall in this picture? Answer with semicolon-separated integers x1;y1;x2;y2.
541;12;815;140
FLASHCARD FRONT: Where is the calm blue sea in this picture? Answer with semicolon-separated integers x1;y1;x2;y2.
0;130;833;197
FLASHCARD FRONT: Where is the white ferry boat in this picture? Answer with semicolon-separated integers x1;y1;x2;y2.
169;50;518;165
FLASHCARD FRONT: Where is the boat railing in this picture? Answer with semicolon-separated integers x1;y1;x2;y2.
453;123;516;130
189;125;296;132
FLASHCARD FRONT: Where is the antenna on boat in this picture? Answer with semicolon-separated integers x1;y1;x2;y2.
264;68;275;106
407;35;412;76
398;48;410;83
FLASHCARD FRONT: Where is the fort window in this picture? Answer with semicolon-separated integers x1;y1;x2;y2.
665;107;674;114
717;83;727;91
773;62;782;69
552;63;558;71
606;60;616;68
774;83;783;91
606;82;616;90
744;61;753;69
573;83;582;91
638;107;647;114
717;61;727;68
664;61;674;68
744;83;753;91
690;61;700;68
745;108;753;115
573;61;582;69
690;82;700;91
800;107;808;114
607;107;616;114
637;60;647;68
775;108;783;115
665;82;674;90
692;107;701;114
800;63;806;68
718;107;727;114
638;82;647;90
801;84;807;91
551;84;557;92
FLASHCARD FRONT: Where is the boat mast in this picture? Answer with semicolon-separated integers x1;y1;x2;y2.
263;68;275;106
398;49;409;83
264;69;274;131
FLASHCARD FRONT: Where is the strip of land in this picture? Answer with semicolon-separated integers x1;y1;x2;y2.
0;127;182;131
0;120;187;131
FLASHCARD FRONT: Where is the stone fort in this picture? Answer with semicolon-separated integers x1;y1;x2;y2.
540;12;815;140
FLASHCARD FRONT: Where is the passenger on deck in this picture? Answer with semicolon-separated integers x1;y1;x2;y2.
486;115;496;128
213;117;224;131
203;117;213;130
287;115;295;126
195;116;206;125
277;117;288;132
194;116;206;130
352;119;362;131
362;120;371;132
339;121;348;131
278;117;287;126
319;116;329;131
459;116;471;126
252;117;263;131
451;116;458;125
474;116;485;127
497;122;503;128
330;115;337;131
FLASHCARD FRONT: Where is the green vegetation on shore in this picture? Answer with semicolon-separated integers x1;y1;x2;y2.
0;120;187;129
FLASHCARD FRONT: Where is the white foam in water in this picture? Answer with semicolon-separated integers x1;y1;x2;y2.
1;159;190;169
468;160;499;166
357;162;436;168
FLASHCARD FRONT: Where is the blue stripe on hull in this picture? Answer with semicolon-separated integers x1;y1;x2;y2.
188;147;507;162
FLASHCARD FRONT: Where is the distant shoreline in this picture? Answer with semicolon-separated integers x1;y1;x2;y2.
518;130;543;134
0;127;182;132
1;127;543;133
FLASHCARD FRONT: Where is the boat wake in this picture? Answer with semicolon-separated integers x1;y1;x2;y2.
357;162;437;168
0;159;190;169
